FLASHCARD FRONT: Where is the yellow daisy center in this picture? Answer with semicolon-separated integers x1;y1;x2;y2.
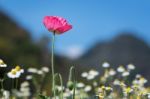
101;86;105;90
15;66;21;71
11;69;17;75
106;87;112;91
0;60;4;64
125;87;132;93
99;93;104;98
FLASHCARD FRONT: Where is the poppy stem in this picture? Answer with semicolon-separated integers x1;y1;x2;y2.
51;32;56;98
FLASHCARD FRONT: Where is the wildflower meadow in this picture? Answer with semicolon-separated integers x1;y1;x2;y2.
0;16;150;99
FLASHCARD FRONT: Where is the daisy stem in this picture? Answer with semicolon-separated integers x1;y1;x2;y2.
15;78;18;89
58;74;63;99
69;66;76;99
73;68;76;99
12;79;14;90
0;80;4;90
51;32;56;98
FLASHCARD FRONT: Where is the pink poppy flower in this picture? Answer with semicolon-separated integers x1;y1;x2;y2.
43;16;72;34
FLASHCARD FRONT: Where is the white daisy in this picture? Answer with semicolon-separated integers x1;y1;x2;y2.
41;66;49;73
139;77;148;85
147;93;150;99
28;68;38;73
122;71;130;77
3;90;10;99
26;75;33;80
21;81;30;88
77;82;85;88
89;70;99;77
7;66;24;79
37;70;44;75
84;85;92;92
0;59;7;67
81;72;88;78
93;81;98;87
109;69;116;76
7;69;21;78
117;66;125;73
113;79;120;85
56;85;64;92
136;74;142;79
102;62;110;68
87;74;95;80
105;87;113;91
15;66;24;74
132;79;139;85
127;64;135;70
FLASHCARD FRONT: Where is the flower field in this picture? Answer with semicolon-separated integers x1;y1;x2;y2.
0;59;150;99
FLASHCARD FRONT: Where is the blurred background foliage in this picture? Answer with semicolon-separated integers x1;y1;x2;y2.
0;11;42;67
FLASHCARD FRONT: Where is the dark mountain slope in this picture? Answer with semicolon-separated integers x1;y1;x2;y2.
75;33;150;80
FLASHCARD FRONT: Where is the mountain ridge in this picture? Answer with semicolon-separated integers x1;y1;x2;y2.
74;33;150;81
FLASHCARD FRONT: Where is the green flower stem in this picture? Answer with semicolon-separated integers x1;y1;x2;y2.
15;78;18;89
58;74;63;99
68;66;74;81
39;74;46;93
12;79;14;90
73;68;76;99
69;66;76;99
51;32;56;98
32;76;39;98
0;80;4;90
0;80;4;98
54;73;63;99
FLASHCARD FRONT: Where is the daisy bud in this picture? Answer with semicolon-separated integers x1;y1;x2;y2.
67;81;74;90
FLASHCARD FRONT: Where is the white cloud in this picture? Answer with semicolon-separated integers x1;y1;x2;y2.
65;45;84;59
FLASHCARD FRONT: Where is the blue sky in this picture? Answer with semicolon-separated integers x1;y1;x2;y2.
0;0;150;58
